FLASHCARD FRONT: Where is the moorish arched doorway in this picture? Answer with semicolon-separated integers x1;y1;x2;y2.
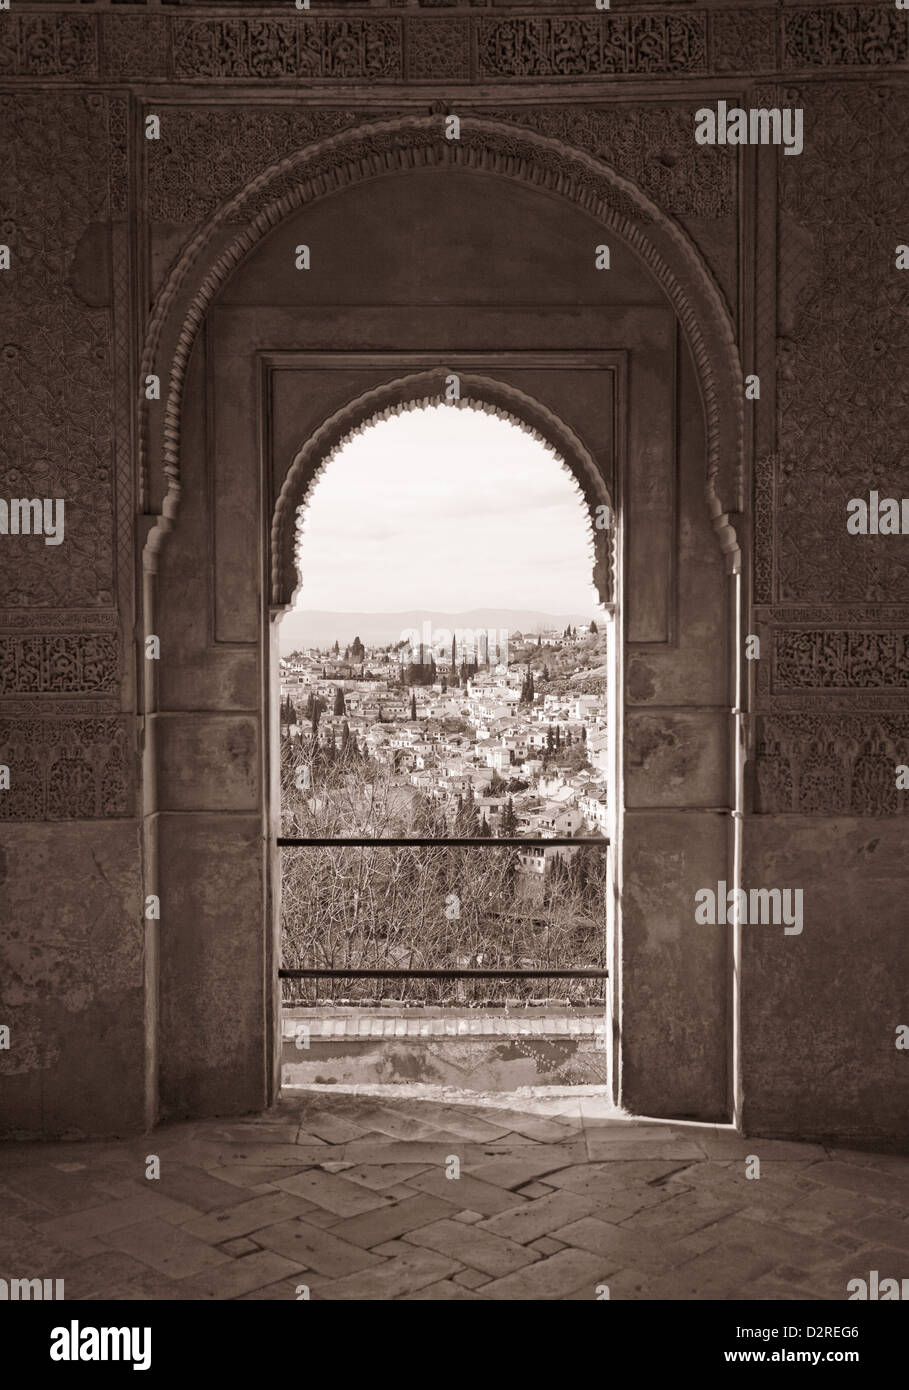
140;116;745;1127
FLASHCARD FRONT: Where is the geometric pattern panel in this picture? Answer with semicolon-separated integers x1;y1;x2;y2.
772;630;909;690
479;104;736;220
0;93;117;609
0;717;132;820
754;714;909;816
0;634;119;696
1;9;906;83
146;101;736;230
776;83;909;603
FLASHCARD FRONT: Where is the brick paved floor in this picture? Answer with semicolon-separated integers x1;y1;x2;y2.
2;1086;908;1300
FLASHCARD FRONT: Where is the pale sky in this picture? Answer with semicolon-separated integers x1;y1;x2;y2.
294;404;600;614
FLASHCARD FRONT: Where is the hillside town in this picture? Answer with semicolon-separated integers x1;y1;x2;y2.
279;621;610;874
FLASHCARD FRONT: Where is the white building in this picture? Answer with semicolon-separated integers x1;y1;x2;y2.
579;790;609;833
484;744;513;772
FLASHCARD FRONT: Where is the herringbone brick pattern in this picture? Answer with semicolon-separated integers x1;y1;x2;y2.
2;1089;907;1300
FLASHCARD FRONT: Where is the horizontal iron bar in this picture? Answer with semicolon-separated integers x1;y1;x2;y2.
280;968;608;979
278;837;608;848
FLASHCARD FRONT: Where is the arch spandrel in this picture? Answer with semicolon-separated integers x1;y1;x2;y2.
139;115;745;554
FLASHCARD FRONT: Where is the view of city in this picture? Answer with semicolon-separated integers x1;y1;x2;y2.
277;405;612;1005
279;616;611;1003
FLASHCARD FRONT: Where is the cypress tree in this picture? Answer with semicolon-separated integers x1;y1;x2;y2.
463;783;478;835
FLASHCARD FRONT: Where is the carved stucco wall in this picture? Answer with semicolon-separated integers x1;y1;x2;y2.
3;4;907;84
1;2;908;1138
752;79;909;816
0;87;133;824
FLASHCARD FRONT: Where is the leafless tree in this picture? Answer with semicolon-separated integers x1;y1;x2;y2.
280;737;606;1004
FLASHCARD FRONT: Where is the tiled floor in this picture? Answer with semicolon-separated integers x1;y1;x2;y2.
2;1086;908;1300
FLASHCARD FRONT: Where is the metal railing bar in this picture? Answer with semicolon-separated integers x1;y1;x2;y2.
278;836;609;848
280;968;608;979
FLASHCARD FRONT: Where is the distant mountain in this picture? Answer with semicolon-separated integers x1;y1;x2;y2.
279;608;594;654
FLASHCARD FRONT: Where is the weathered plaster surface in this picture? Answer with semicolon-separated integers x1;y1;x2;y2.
0;823;144;1138
743;817;909;1142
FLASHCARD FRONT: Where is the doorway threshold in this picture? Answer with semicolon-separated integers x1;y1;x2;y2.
282;1006;608;1090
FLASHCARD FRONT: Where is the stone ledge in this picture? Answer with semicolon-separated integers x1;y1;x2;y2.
283;1010;605;1040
